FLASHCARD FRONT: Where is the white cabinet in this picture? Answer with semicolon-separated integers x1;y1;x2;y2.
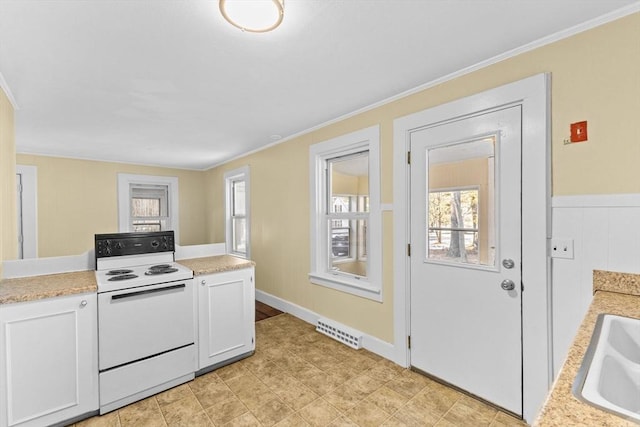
0;293;98;427
197;267;255;371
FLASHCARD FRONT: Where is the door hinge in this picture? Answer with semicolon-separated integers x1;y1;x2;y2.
407;244;411;257
407;151;411;165
16;183;22;194
407;335;411;349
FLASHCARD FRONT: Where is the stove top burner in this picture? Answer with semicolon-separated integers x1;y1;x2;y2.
108;274;139;281
149;264;172;271
145;266;179;276
106;269;134;276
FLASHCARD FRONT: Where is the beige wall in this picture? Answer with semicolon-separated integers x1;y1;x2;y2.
207;14;640;343
0;87;16;275
15;154;211;258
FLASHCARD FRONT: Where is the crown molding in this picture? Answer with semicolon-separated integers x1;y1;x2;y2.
0;72;19;110
207;4;640;170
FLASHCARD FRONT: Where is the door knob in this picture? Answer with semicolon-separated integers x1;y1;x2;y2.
501;279;515;291
502;259;515;269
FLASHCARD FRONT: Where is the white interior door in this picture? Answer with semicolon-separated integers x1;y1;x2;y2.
410;106;522;415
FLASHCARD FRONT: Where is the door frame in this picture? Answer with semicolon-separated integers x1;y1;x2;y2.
392;73;551;423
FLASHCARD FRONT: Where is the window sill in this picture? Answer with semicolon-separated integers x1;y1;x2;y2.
308;272;382;302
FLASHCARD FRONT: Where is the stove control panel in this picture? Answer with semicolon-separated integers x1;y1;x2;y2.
95;231;175;258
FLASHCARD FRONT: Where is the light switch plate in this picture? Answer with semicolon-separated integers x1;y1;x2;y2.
551;238;574;259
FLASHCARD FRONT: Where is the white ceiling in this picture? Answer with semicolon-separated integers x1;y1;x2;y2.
1;1;637;170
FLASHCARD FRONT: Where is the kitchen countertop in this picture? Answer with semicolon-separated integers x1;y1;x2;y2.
534;270;640;426
0;270;97;305
177;254;254;276
0;254;254;305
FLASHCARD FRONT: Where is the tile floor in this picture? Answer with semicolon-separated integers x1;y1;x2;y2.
72;314;528;427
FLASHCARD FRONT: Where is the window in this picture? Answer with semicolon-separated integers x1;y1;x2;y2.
225;166;250;258
118;174;179;238
309;126;381;301
130;184;168;232
428;188;480;264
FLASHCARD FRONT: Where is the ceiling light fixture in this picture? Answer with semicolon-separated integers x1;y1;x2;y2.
219;0;284;33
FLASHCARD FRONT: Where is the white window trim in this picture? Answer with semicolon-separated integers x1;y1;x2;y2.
224;166;251;259
117;174;179;240
309;125;382;302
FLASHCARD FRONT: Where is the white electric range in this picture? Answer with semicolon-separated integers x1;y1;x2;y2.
94;231;195;414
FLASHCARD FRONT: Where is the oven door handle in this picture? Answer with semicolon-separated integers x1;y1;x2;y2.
111;283;186;300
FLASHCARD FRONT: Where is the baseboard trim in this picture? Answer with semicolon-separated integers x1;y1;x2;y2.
255;289;396;362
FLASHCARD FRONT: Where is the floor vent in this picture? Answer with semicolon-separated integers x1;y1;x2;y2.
316;318;363;350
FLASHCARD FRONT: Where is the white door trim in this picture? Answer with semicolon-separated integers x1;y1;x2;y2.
392;73;551;423
15;165;38;259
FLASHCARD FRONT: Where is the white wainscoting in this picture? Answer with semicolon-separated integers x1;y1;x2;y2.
551;194;640;376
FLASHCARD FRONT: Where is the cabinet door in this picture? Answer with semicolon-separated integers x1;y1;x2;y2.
0;293;98;427
198;268;255;369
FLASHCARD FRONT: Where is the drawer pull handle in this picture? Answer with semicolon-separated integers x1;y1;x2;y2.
111;283;186;300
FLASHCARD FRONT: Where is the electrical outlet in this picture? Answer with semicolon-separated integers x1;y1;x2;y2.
551;238;574;259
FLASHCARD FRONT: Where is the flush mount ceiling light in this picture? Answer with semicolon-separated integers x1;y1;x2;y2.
219;0;284;33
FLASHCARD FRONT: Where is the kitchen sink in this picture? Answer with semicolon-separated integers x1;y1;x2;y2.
572;314;640;423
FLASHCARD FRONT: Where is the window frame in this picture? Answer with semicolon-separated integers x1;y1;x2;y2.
224;166;251;259
117;174;179;240
309;125;382;301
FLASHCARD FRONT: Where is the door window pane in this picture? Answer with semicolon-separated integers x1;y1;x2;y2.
427;137;496;266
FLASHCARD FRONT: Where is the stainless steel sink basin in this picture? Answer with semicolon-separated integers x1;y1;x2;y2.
573;314;640;423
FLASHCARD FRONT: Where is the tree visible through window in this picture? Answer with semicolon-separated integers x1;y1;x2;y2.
428;189;479;264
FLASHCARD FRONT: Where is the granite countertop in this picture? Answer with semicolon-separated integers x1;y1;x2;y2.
534;270;640;426
0;255;253;305
0;270;97;305
177;254;254;276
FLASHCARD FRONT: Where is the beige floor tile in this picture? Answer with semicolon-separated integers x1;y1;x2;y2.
324;383;367;413
407;388;461;419
380;415;416;427
221;412;262;427
273;382;320;411
385;374;429;400
193;381;236;410
118;397;167;427
490;411;527;426
365;362;403;382
366;386;409;414
166;411;213;427
216;363;249;382
442;399;497;426
251;397;295;427
299;371;344;396
189;372;223;394
273;413;311;426
205;396;248;426
237;389;281;412
298;398;341;427
345;399;393;426
72;314;531;427
75;411;121;427
156;384;194;407
327;415;360;426
160;394;204;425
348;373;384;396
393;405;440;427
